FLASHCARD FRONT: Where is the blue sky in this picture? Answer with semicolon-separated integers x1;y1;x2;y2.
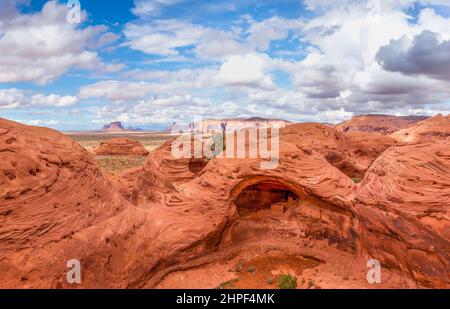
0;0;449;130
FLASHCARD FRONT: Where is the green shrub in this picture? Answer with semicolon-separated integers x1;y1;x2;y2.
278;274;297;289
247;266;256;274
352;177;361;184
217;278;238;289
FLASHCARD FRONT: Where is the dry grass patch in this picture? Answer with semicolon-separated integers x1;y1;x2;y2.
95;155;147;175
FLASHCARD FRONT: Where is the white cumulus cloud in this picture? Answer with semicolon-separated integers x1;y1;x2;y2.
0;88;79;109
216;54;275;90
79;80;153;101
0;1;120;85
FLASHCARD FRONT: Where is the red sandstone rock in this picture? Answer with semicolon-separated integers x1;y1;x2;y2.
344;131;398;173
0;119;155;288
0;119;127;250
117;122;450;288
354;143;450;287
279;123;362;178
0;117;448;289
391;114;450;144
110;167;143;202
93;138;149;156
336;114;427;134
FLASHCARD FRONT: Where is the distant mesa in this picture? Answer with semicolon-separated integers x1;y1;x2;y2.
167;117;291;134
102;121;142;132
103;121;123;131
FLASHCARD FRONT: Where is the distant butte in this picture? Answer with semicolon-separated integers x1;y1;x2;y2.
102;121;142;132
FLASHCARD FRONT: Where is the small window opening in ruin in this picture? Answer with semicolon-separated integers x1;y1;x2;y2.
234;181;299;216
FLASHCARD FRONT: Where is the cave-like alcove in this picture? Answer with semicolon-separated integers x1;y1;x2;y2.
188;158;208;174
234;181;299;216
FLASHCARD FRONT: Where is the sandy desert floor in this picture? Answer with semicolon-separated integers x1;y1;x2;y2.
66;132;174;175
67;131;174;152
